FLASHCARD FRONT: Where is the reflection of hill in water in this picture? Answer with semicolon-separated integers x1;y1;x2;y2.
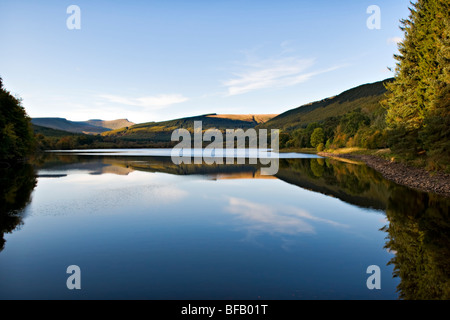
36;154;270;180
33;152;450;299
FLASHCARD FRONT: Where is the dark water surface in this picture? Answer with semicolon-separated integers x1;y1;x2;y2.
0;150;449;299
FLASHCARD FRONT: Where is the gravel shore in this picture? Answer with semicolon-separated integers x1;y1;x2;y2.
318;152;450;198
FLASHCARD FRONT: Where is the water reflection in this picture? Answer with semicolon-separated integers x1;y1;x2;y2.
1;152;449;299
225;197;347;235
277;157;450;299
383;188;450;299
280;157;450;299
0;163;37;252
277;158;390;210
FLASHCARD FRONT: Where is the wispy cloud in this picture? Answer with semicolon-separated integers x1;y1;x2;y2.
223;52;342;96
97;93;189;109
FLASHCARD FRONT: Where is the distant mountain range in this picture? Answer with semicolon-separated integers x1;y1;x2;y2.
32;78;393;141
31;118;135;134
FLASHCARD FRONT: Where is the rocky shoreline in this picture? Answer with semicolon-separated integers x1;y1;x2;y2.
318;152;450;198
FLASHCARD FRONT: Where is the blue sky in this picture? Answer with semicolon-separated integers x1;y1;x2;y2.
0;0;411;123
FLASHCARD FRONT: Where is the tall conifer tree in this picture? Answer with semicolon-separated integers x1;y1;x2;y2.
383;0;449;165
384;0;449;130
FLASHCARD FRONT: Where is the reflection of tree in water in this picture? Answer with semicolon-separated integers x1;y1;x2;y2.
0;163;36;252
279;158;450;299
278;158;384;205
323;159;373;195
310;159;325;177
382;187;450;299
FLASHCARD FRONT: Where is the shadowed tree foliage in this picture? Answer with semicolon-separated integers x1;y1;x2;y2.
0;77;35;160
420;83;450;170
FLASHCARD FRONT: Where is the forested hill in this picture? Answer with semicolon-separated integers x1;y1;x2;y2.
259;78;393;132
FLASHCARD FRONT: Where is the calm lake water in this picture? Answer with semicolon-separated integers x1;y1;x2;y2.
0;149;449;300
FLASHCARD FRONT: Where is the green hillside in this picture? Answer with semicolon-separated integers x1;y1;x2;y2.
260;78;393;132
254;78;396;151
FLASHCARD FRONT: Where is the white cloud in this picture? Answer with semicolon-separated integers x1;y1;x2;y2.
223;55;342;96
224;57;313;96
387;37;402;45
97;93;189;109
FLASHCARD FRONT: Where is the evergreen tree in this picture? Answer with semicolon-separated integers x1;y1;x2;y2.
384;0;449;131
383;0;449;167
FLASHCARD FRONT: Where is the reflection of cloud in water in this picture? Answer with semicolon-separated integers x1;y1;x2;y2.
28;182;188;217
225;197;347;235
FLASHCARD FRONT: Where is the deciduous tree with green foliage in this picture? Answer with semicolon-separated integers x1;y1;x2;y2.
0;77;35;160
310;127;325;151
